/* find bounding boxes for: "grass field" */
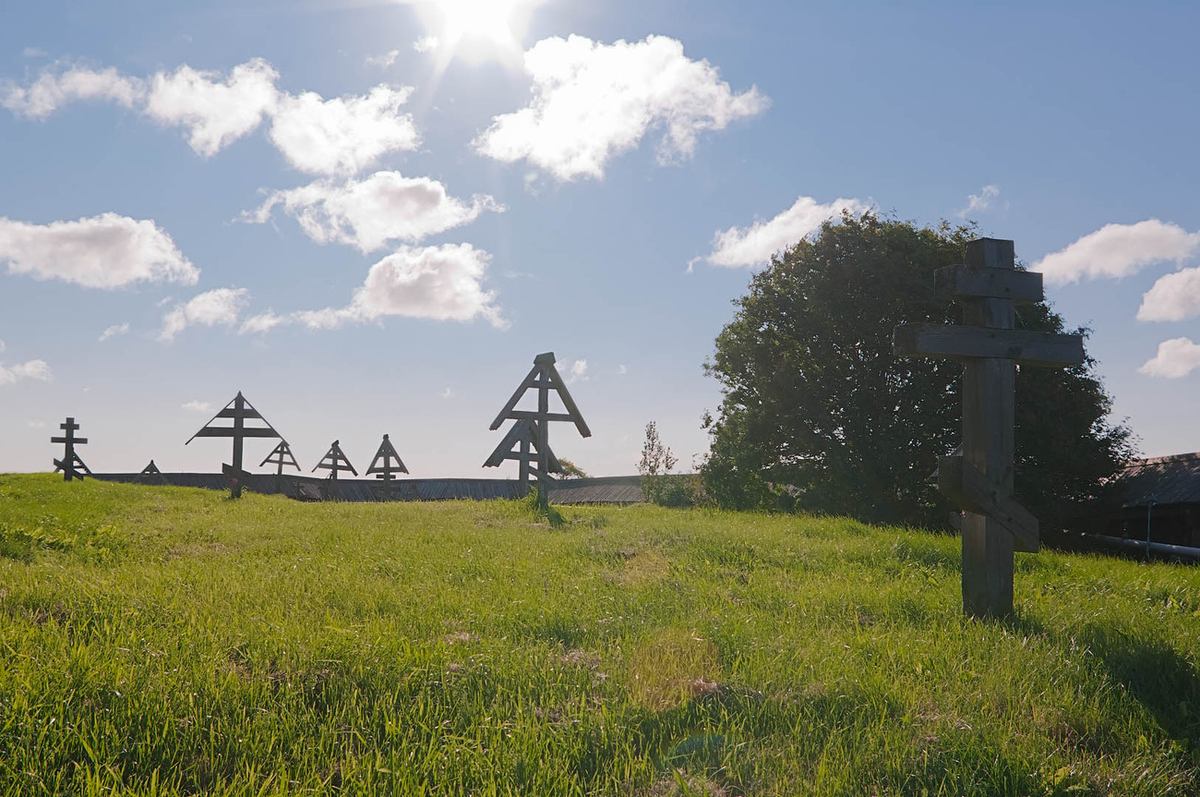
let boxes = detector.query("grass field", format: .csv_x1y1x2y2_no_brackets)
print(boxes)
1,474,1199,795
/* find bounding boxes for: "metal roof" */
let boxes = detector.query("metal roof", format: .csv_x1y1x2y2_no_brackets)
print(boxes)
1116,453,1200,507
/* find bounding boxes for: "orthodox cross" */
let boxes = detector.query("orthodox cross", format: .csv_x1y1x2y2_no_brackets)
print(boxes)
260,441,301,477
186,391,282,498
894,238,1084,619
313,440,357,480
51,417,90,481
366,434,409,482
484,352,590,498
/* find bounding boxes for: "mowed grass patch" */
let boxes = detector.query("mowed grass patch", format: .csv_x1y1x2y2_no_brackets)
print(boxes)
0,474,1198,795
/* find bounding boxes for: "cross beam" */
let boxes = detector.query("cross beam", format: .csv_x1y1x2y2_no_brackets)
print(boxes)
894,238,1084,619
366,434,409,481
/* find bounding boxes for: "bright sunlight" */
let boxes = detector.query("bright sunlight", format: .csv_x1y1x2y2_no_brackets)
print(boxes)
413,0,543,64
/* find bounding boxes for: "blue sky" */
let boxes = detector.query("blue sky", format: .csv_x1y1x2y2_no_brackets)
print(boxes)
2,1,1199,478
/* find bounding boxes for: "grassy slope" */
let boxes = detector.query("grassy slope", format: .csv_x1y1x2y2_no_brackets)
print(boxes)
1,475,1198,796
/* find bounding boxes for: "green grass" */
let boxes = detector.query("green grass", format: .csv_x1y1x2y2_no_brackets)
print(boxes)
1,474,1198,796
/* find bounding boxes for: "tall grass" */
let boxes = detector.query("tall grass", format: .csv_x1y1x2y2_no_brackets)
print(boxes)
1,474,1197,795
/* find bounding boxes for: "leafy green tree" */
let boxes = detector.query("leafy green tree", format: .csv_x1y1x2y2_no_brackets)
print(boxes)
557,458,590,479
637,421,678,505
702,214,1134,529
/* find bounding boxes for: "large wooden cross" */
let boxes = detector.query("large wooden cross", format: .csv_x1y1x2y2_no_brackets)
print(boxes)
366,434,408,482
187,392,282,498
484,352,590,498
51,417,90,482
894,238,1084,619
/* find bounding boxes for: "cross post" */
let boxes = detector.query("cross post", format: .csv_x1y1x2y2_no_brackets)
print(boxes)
894,238,1085,619
51,416,90,481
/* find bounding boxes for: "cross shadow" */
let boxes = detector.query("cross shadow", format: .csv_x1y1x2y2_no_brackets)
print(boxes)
1082,624,1200,744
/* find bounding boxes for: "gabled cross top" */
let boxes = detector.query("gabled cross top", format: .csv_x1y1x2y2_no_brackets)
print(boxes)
313,440,357,480
260,440,301,476
484,352,590,497
187,391,283,498
366,434,409,482
51,416,90,482
894,238,1085,619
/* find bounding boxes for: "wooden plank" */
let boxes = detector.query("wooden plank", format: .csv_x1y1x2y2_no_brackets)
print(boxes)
935,265,1043,303
893,324,1084,367
483,419,536,468
50,436,87,445
541,361,592,437
938,455,1039,553
190,427,280,438
215,407,264,420
489,365,541,430
505,410,578,423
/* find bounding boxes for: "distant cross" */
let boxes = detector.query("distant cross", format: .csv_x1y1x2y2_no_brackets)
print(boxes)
51,417,90,482
366,434,409,482
186,391,283,498
260,441,301,477
894,238,1085,618
313,440,357,480
484,352,590,499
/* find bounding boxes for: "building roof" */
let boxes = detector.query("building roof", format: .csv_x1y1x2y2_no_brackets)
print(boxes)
1117,453,1200,507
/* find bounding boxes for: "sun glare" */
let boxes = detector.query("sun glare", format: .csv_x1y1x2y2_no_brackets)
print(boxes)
415,0,540,65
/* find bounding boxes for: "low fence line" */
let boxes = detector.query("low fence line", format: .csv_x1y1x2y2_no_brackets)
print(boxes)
88,472,646,504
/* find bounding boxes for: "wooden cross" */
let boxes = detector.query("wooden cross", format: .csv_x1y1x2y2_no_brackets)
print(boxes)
313,440,357,480
138,459,166,485
187,392,282,498
894,238,1084,619
366,434,409,482
51,417,90,481
260,441,301,476
484,352,590,498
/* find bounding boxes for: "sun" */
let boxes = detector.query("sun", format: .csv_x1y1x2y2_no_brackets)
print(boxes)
414,0,542,65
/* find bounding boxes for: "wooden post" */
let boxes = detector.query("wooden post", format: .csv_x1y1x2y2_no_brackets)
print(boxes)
894,238,1084,619
231,393,246,498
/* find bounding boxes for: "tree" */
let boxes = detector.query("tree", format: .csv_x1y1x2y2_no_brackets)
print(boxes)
637,421,678,505
702,214,1134,529
557,458,590,479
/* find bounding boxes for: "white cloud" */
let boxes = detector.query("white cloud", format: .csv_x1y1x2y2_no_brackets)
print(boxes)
618,364,627,376
700,196,872,269
98,322,130,342
0,359,52,386
957,184,1000,218
441,386,454,399
268,85,419,176
414,35,440,53
1,65,146,119
26,420,46,428
1139,337,1200,378
0,339,5,352
1036,220,1200,286
366,50,402,68
569,359,588,383
239,243,506,333
181,400,213,412
246,171,502,252
0,213,198,289
1137,267,1200,322
159,287,249,342
145,58,279,157
22,48,48,59
475,34,768,181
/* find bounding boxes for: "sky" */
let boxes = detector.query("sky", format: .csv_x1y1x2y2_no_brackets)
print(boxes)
3,1,1200,479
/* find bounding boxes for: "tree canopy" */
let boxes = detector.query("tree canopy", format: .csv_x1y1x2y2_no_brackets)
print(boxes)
702,214,1134,529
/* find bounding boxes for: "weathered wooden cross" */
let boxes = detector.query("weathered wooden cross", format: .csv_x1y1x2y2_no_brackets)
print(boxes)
484,352,590,498
894,238,1084,619
138,459,166,485
366,434,408,482
52,417,90,481
313,440,357,480
187,392,283,498
260,441,300,477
